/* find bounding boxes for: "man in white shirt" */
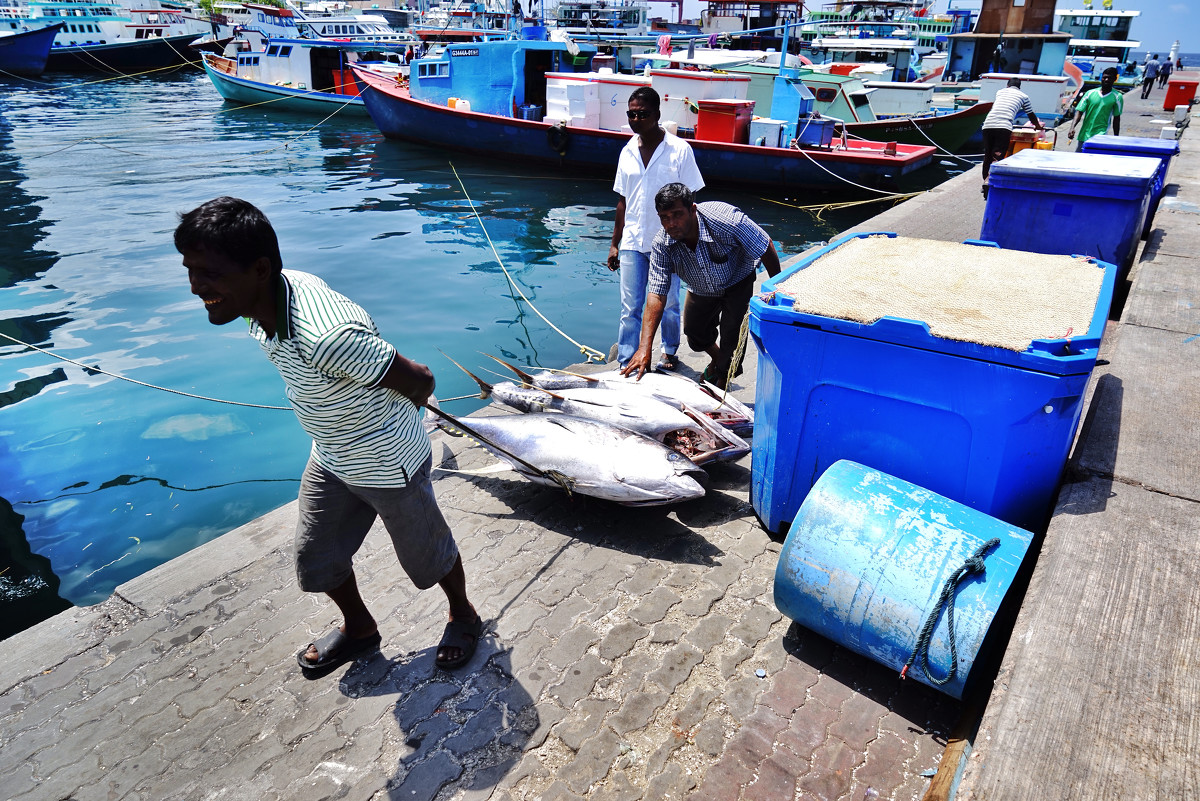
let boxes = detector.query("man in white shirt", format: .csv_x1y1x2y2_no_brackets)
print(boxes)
607,87,704,370
980,77,1042,195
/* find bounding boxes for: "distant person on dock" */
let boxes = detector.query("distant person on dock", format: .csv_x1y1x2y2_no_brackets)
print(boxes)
622,183,781,390
980,77,1043,194
174,197,482,676
1140,54,1161,99
1069,66,1123,151
608,86,705,371
1158,58,1173,89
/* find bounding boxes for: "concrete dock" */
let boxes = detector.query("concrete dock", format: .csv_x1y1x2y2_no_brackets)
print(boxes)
1,85,1195,800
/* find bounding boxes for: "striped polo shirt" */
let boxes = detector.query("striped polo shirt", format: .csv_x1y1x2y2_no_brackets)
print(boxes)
982,87,1035,132
249,270,430,488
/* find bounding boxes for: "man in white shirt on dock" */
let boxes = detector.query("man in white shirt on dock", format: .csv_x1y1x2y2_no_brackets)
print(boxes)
979,77,1043,197
608,87,705,371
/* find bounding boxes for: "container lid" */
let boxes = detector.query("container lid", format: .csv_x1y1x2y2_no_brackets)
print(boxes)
990,149,1159,186
752,233,1116,375
1082,134,1180,157
697,98,755,108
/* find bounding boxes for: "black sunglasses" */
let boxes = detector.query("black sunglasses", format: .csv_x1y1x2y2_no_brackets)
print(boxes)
626,109,654,120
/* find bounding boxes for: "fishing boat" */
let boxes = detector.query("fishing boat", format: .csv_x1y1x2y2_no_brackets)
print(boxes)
201,27,407,114
1057,5,1143,90
351,36,936,194
0,19,61,75
26,0,203,71
408,0,518,43
636,52,990,153
553,0,651,38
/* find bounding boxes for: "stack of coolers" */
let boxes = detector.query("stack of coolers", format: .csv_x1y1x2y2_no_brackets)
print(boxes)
752,232,1117,697
544,71,650,131
543,75,600,129
982,148,1162,276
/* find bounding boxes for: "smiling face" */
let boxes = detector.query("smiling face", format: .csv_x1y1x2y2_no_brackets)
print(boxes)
183,248,272,327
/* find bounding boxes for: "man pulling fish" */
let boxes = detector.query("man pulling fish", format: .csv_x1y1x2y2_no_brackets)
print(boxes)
174,197,482,675
622,183,781,390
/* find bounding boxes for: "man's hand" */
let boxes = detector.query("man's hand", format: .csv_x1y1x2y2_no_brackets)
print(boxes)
607,244,620,271
621,347,652,381
1067,127,1076,140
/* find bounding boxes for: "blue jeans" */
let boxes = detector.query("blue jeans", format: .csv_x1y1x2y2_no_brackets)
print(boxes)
617,249,680,366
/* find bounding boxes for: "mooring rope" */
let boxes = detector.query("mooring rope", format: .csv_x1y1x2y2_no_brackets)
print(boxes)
448,162,606,363
901,537,1001,686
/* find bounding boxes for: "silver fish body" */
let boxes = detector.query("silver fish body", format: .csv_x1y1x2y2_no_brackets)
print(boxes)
439,412,708,506
521,369,755,438
487,382,749,464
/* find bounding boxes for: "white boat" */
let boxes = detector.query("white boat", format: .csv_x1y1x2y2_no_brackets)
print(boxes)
201,27,406,114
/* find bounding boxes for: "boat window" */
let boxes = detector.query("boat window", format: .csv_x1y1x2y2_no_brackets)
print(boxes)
279,46,292,56
852,93,871,108
815,88,837,102
267,45,279,55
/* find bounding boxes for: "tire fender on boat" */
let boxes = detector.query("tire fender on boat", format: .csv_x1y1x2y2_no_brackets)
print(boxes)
547,123,569,156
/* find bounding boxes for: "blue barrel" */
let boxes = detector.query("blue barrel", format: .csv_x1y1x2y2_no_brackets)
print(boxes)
773,460,1034,699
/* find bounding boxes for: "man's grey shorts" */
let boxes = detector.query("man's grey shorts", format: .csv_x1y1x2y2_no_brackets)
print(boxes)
294,454,458,593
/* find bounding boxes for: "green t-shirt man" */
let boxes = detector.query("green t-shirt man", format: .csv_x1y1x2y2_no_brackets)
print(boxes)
1068,69,1123,150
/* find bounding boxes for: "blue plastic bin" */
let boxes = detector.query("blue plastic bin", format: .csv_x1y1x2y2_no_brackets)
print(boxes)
749,232,1116,535
1081,135,1180,239
981,149,1158,274
774,460,1034,699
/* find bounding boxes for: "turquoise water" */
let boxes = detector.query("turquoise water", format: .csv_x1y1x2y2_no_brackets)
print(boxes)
0,69,957,636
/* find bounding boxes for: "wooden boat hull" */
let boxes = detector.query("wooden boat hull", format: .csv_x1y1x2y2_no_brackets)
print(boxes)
45,32,202,72
352,66,936,193
842,101,993,153
201,53,370,116
0,23,63,77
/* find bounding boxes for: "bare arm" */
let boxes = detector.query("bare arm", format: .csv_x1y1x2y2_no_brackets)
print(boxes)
607,196,626,271
760,241,782,278
375,352,436,407
621,292,666,380
1111,114,1120,136
1027,112,1043,131
1067,109,1083,139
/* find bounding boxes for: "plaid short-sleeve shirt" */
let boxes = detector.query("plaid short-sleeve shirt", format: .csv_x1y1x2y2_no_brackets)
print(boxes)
647,202,771,298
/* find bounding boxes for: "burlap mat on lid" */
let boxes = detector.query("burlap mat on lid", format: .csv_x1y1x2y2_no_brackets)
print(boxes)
774,235,1104,352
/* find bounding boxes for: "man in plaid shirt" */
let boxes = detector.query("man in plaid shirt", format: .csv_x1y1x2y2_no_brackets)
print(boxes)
622,183,781,389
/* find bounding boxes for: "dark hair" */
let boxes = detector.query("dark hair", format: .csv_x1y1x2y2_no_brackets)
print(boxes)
1102,66,1119,78
1006,77,1021,88
174,196,282,275
654,182,694,212
628,86,661,114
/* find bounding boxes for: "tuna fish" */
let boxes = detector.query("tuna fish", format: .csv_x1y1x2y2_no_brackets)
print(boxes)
485,356,755,437
436,411,708,506
445,356,749,464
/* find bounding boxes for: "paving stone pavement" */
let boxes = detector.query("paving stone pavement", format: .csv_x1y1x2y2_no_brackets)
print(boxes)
0,304,960,801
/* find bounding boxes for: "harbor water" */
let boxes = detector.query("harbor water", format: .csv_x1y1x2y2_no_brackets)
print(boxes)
0,69,959,638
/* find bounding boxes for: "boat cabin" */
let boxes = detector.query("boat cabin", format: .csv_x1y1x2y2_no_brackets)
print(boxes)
554,0,649,37
409,38,597,117
1057,7,1140,62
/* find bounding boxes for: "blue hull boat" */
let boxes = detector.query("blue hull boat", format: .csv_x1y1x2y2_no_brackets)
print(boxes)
353,64,936,193
0,23,64,77
45,32,202,72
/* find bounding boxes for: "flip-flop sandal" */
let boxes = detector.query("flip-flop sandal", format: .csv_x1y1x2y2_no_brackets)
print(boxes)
656,354,680,371
296,629,382,672
435,616,483,670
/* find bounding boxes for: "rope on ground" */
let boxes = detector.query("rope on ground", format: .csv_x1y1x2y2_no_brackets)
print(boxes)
901,537,1001,686
759,191,924,220
449,161,607,364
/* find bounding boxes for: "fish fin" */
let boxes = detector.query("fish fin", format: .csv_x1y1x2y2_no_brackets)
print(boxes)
439,350,492,399
481,353,538,385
